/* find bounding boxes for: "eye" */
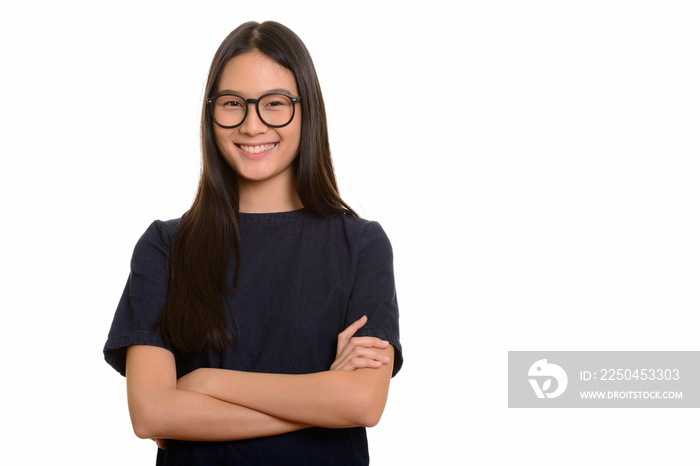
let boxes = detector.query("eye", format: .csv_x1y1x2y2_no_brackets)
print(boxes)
267,99,285,107
222,100,243,107
215,95,245,109
261,94,292,110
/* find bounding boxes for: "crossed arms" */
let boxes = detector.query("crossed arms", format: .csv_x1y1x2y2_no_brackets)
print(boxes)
126,316,394,443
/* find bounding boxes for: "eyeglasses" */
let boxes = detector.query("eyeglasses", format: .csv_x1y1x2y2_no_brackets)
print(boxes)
207,93,301,128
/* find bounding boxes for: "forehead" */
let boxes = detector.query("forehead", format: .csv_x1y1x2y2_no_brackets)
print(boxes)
216,52,298,96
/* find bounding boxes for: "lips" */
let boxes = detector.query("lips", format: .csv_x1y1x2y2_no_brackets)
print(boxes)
237,143,279,154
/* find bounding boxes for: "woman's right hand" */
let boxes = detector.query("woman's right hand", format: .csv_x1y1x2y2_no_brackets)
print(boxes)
330,315,391,371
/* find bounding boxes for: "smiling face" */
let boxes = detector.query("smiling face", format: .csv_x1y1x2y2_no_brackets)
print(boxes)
213,52,302,190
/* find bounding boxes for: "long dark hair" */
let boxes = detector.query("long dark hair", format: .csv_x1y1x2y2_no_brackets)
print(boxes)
154,21,357,354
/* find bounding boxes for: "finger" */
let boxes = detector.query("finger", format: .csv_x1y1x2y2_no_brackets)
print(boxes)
352,347,391,364
338,315,368,341
347,336,390,349
335,315,368,356
335,337,390,362
332,347,391,371
334,354,387,371
349,357,385,370
335,336,389,362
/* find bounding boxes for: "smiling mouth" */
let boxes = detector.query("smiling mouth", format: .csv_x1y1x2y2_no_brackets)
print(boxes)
237,143,279,154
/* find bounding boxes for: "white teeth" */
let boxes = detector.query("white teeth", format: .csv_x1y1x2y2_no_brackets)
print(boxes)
239,143,277,154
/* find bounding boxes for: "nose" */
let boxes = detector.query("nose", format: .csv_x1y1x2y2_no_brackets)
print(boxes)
238,102,268,136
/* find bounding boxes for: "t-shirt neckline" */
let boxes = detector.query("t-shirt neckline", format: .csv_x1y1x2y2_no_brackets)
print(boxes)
238,208,308,224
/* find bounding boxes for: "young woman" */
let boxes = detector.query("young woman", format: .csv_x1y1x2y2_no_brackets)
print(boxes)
104,21,402,465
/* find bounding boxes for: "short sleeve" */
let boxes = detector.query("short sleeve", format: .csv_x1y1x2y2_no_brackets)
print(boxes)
103,220,176,376
346,221,403,377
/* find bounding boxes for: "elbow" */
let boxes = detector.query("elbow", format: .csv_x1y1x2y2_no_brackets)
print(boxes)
357,411,383,428
335,367,392,428
132,422,153,440
350,386,388,428
130,410,155,439
129,399,166,440
359,401,387,428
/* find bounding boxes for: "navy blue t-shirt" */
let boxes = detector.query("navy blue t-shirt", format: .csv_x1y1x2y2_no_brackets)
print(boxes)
104,209,402,465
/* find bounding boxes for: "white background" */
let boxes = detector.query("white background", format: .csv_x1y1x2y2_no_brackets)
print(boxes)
2,1,699,464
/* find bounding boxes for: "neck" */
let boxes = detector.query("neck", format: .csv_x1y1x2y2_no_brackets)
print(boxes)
238,175,303,214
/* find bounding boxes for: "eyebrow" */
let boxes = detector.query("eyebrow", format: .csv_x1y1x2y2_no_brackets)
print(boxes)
216,88,295,96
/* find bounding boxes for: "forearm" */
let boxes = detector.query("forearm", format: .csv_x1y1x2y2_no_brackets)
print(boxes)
203,371,385,428
129,386,309,441
179,347,394,429
126,345,309,442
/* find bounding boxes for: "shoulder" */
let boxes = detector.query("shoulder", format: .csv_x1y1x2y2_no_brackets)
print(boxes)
131,217,183,264
143,217,181,241
137,217,181,246
322,213,394,261
341,215,392,250
303,211,391,247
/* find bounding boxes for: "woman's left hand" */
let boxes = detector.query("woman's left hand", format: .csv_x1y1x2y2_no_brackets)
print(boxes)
330,315,391,371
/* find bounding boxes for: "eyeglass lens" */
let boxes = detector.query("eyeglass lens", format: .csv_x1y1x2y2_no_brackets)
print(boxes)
212,94,295,128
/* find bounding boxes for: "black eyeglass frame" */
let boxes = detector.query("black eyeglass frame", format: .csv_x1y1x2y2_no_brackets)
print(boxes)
207,92,302,129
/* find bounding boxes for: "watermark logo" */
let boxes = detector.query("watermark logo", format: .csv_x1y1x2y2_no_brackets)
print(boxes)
528,359,568,399
509,352,697,408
